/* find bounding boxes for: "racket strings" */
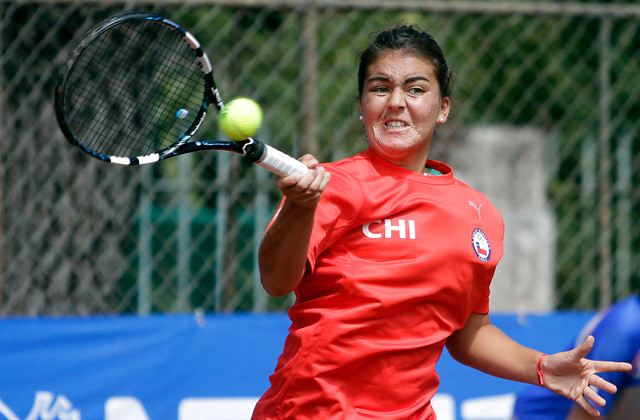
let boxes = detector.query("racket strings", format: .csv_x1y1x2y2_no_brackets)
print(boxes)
62,19,205,158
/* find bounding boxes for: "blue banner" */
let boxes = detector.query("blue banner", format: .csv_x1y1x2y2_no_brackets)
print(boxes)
0,312,593,420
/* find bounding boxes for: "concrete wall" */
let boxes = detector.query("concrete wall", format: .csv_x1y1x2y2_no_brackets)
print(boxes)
441,126,556,312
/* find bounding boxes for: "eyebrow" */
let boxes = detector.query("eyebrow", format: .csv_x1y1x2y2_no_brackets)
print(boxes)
366,75,430,84
406,76,429,83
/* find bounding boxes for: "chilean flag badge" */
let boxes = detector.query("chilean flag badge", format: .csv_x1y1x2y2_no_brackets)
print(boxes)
471,228,491,262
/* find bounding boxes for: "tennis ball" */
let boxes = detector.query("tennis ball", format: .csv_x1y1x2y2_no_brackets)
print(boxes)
219,97,263,140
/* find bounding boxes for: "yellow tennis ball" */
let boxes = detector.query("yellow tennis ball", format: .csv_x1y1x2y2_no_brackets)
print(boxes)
219,98,263,140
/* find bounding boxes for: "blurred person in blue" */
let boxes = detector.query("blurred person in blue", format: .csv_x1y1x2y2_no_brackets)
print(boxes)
513,293,640,419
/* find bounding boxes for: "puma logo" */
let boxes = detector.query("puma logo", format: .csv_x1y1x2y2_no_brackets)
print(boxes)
469,201,482,220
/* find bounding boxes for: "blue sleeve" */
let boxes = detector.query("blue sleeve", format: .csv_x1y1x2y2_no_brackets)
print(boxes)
514,295,640,419
512,384,572,420
579,296,640,414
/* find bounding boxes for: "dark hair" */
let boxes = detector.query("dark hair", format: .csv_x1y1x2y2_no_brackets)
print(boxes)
357,25,453,99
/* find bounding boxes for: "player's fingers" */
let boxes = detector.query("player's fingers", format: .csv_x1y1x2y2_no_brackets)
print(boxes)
308,166,330,191
574,395,601,417
583,385,606,407
276,154,321,189
593,360,632,374
278,167,328,207
276,173,305,189
276,167,318,190
293,166,326,192
571,335,595,360
318,170,331,191
299,154,320,169
589,374,618,394
299,168,329,203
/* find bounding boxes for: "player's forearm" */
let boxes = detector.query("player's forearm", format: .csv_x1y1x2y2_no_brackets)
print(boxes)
468,326,541,384
258,199,315,296
446,314,542,385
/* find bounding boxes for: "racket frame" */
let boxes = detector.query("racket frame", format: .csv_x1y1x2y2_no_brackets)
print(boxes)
54,12,308,176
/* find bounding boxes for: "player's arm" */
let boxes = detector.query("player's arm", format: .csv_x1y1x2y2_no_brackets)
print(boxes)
446,313,542,385
566,405,604,420
446,313,632,417
258,154,330,296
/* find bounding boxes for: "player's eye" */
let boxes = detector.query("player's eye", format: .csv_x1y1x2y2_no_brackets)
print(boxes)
369,85,390,94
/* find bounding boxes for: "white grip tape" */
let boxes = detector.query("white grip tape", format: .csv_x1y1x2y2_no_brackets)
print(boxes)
257,145,309,176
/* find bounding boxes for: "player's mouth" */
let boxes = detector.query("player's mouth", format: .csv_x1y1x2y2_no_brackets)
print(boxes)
385,120,407,129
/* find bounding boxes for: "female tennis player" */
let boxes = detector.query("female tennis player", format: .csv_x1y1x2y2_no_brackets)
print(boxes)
252,25,632,419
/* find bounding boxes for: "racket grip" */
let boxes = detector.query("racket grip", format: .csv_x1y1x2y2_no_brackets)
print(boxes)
256,144,309,176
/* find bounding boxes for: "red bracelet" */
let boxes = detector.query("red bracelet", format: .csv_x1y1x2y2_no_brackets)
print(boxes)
537,353,546,386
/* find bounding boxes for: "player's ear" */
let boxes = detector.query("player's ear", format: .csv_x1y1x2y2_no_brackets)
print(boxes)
438,97,450,123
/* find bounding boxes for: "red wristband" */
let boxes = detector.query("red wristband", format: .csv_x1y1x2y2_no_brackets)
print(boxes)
537,353,546,386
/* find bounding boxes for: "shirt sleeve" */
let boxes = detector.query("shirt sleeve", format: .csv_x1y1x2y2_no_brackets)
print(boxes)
304,167,363,275
575,297,640,414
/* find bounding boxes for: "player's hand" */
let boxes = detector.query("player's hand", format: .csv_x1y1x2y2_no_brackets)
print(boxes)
540,335,632,417
276,154,330,209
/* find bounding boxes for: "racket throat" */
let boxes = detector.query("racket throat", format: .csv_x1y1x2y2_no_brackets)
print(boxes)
241,138,266,162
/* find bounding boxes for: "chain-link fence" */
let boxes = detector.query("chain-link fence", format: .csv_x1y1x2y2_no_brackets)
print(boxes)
1,0,639,315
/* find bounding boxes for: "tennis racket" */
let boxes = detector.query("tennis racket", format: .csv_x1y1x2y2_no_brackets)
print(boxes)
54,11,308,176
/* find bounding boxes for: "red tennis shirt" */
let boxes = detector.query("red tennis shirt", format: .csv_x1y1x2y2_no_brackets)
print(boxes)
252,149,504,419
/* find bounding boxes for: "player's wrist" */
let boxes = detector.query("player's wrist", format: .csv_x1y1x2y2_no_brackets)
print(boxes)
537,353,547,386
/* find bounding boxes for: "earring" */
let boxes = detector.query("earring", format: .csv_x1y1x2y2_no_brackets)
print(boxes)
438,117,445,123
359,115,364,122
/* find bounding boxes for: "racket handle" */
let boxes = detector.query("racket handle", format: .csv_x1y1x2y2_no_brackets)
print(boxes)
255,144,309,176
